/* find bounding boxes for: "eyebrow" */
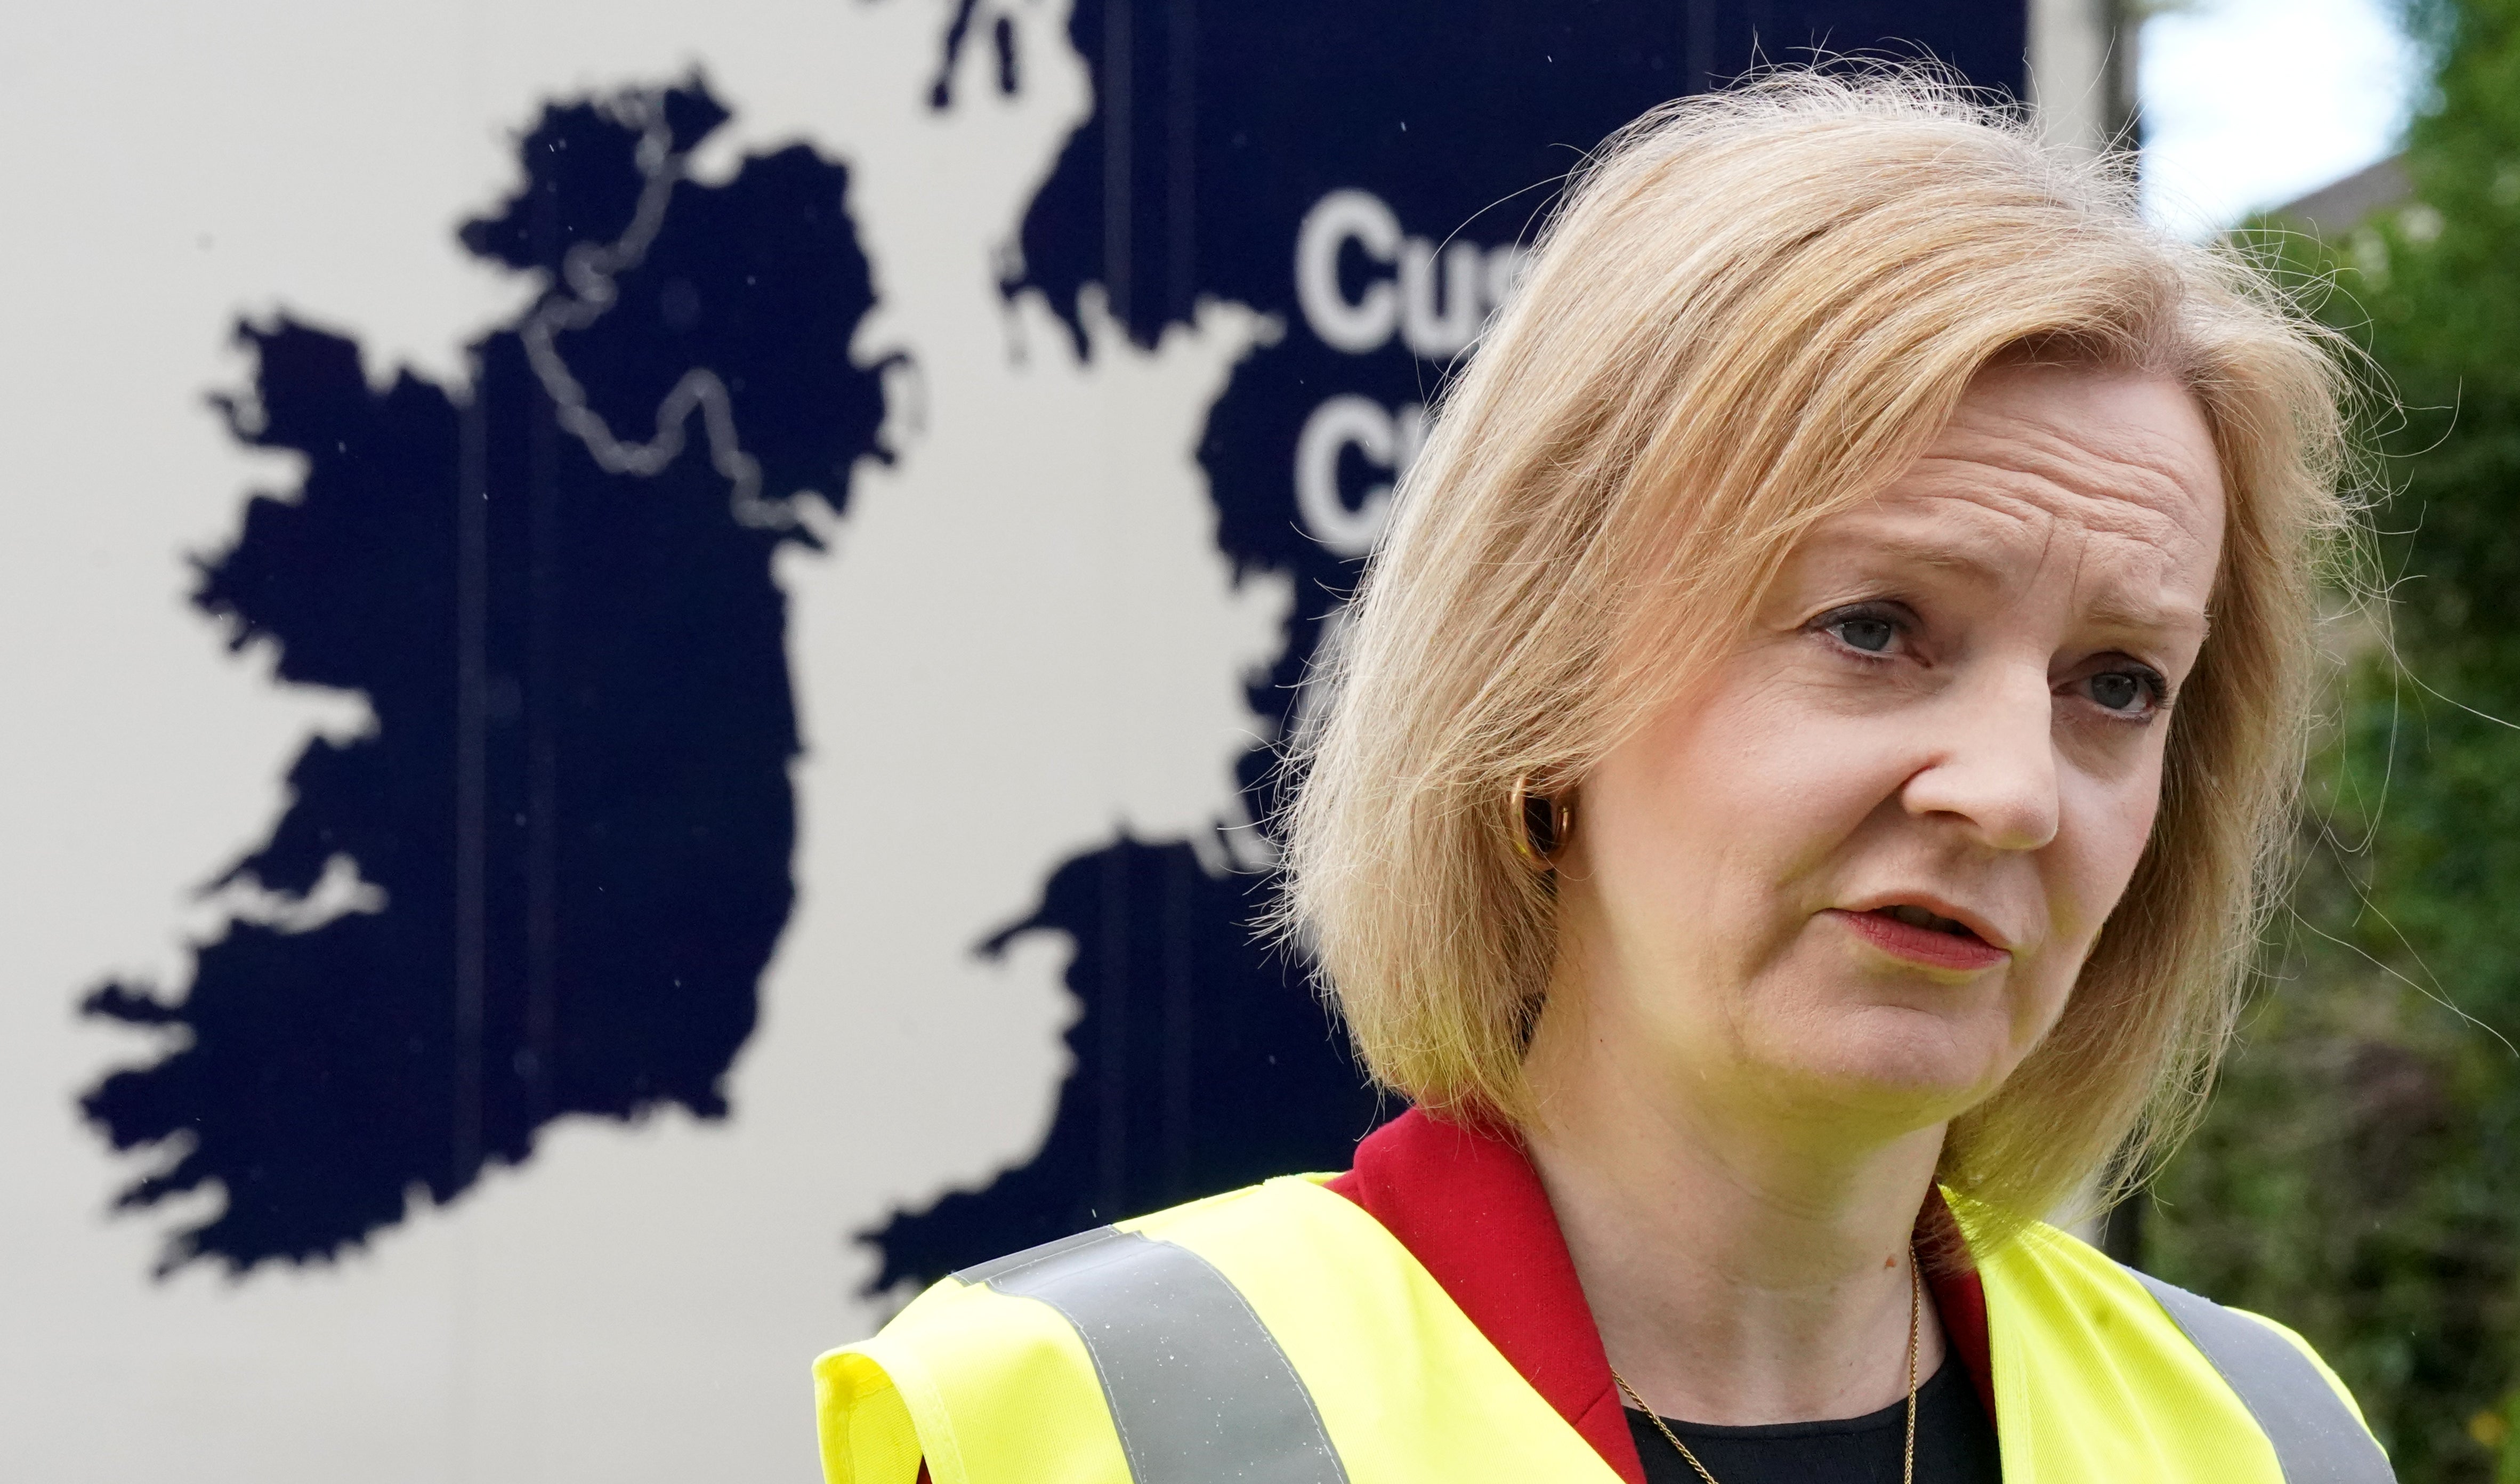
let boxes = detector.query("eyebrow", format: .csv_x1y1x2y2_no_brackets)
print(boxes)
2079,586,2208,639
1851,531,2012,585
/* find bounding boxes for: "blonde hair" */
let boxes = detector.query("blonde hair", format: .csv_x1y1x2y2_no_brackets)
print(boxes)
1276,68,2361,1233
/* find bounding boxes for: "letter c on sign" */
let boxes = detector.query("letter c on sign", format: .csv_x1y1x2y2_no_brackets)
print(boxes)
1296,190,1401,353
1296,396,1396,557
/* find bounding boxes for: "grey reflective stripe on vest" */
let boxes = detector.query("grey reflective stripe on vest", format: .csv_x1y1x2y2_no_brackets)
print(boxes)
2129,1269,2395,1483
955,1227,1350,1484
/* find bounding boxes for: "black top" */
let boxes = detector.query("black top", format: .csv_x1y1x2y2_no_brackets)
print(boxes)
1626,1356,2002,1483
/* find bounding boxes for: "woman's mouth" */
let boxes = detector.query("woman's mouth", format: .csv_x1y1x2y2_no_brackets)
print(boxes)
1830,905,2011,972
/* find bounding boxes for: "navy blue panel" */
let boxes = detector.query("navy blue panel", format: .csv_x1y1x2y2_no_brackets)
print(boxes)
79,77,889,1272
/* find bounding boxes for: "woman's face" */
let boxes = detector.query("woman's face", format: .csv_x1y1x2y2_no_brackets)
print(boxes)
1551,362,2226,1131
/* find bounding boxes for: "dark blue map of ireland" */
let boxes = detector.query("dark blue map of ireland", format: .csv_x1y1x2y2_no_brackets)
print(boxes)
81,81,890,1270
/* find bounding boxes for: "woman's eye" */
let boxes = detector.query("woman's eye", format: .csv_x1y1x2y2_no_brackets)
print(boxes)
1831,615,1896,653
2084,667,2164,715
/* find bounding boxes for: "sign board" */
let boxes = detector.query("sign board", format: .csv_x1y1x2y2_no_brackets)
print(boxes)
0,3,2023,1477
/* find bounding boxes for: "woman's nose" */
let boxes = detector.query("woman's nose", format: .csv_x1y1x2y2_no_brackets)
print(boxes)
1897,664,2061,852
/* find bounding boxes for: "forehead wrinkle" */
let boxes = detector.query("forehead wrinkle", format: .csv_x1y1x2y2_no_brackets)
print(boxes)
1924,409,2219,543
1903,449,2203,550
2050,527,2207,640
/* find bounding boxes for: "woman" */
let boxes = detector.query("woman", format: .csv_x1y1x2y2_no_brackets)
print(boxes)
817,71,2386,1483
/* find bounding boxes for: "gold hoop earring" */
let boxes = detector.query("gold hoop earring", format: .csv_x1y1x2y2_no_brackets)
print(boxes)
1508,776,1576,870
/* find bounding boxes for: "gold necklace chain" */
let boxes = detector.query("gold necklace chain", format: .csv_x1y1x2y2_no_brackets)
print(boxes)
1609,1247,1921,1484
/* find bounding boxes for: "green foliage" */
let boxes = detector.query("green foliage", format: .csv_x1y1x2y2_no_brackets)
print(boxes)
2143,2,2520,1478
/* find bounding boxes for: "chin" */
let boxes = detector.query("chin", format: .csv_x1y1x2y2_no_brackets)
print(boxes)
1755,1010,2015,1125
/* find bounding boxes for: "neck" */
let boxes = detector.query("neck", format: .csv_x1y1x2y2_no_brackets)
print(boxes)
1521,990,1949,1426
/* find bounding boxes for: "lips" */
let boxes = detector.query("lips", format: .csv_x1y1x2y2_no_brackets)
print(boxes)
1830,905,2011,972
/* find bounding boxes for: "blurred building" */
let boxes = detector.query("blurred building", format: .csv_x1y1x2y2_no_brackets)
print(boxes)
2274,154,2414,233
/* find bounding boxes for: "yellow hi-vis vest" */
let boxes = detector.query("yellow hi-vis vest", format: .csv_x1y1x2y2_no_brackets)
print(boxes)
815,1175,2390,1484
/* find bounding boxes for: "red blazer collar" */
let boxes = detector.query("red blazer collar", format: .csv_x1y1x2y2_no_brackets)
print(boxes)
1326,1108,1994,1484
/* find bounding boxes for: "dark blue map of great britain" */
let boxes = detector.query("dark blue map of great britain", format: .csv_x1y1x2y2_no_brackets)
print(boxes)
79,1,2018,1280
